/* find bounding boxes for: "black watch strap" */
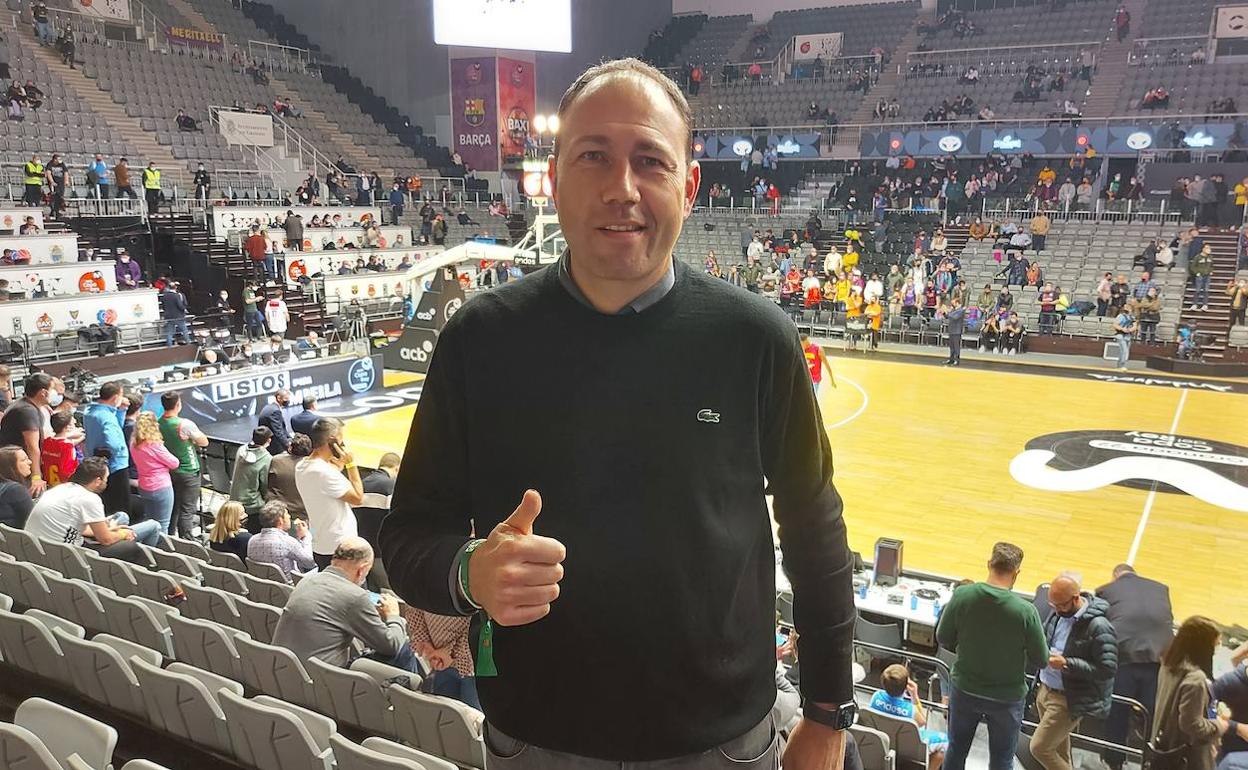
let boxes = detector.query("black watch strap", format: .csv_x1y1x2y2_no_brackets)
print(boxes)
803,700,857,730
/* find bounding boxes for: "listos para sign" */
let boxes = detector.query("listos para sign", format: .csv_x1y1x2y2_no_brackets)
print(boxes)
1010,430,1248,512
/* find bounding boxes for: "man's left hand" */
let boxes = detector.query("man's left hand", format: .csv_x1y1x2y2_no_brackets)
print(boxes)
783,717,846,770
1049,654,1067,669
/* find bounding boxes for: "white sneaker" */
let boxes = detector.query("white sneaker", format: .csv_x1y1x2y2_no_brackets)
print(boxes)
1009,349,1017,355
1189,304,1199,311
1202,305,1211,312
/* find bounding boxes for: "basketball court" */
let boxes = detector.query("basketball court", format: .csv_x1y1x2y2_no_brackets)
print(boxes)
326,352,1248,624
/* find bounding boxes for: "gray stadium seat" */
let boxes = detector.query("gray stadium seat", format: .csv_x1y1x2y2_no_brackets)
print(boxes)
131,657,237,754
0,558,53,609
206,548,246,571
44,575,110,633
24,608,86,641
0,609,75,687
150,549,203,579
240,572,293,607
91,557,138,597
0,722,64,770
181,583,241,628
389,686,486,769
858,709,929,770
233,595,282,644
121,761,176,770
55,629,148,717
332,734,457,770
200,562,249,595
130,569,181,605
236,636,317,708
165,535,212,562
168,614,247,681
39,540,93,582
247,560,290,584
359,737,457,770
850,724,896,770
219,689,335,770
306,656,398,738
97,592,175,659
14,697,117,770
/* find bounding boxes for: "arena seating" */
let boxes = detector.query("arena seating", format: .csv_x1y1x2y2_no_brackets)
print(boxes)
692,76,872,128
0,525,485,769
1116,61,1238,114
1138,0,1216,38
643,13,707,67
917,0,1114,50
757,2,921,60
669,14,753,71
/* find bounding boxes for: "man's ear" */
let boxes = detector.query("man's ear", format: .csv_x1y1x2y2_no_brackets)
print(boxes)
547,154,558,206
683,160,701,219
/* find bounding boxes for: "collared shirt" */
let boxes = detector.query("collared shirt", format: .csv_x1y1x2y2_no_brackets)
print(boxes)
556,251,675,315
246,526,316,580
1041,598,1090,690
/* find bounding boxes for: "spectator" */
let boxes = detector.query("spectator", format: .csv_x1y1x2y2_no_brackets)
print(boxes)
41,410,81,488
432,213,448,245
456,208,478,226
230,426,272,529
192,162,210,202
408,608,480,709
981,313,1001,352
870,664,948,770
1030,212,1051,251
244,225,271,281
1002,312,1026,354
175,109,200,131
1228,278,1248,327
1113,304,1138,371
21,153,43,207
282,211,303,253
32,1,53,45
1133,271,1157,301
1096,272,1113,317
1135,288,1162,344
157,391,207,538
159,281,189,346
258,389,293,456
1213,642,1248,769
109,157,134,200
1038,283,1060,334
937,542,1047,770
242,281,266,339
1032,572,1118,770
0,372,54,497
0,366,10,411
205,500,250,562
1097,564,1175,770
290,397,320,438
388,183,405,226
246,499,312,577
295,418,364,570
1110,274,1131,315
206,289,235,330
24,457,160,560
0,446,35,527
141,161,162,213
43,153,67,217
265,433,311,524
1115,4,1130,40
1191,245,1214,311
130,410,178,535
82,382,131,518
1153,617,1237,770
272,537,422,673
115,251,141,289
264,289,290,338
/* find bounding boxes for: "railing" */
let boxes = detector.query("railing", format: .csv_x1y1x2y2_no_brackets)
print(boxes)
42,5,116,43
903,41,1099,77
246,39,324,74
1127,36,1210,66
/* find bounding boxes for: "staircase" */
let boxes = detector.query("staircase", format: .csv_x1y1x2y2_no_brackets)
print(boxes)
149,213,325,332
1179,228,1239,360
831,21,929,159
265,74,394,179
15,26,180,174
159,0,218,37
1079,0,1145,118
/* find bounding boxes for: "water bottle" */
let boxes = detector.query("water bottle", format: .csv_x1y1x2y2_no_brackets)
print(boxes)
933,599,942,618
859,583,869,600
910,594,919,611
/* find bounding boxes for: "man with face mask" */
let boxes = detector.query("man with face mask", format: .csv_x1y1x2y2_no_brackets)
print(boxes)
272,536,422,673
113,157,135,200
193,163,211,202
22,154,43,207
115,249,141,289
1032,573,1117,770
208,288,235,329
142,161,162,213
257,388,293,456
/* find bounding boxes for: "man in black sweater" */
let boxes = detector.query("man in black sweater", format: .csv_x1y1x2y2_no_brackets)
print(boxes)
381,58,855,769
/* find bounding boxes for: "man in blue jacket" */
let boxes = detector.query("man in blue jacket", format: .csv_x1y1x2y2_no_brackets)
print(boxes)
83,381,131,517
257,389,293,456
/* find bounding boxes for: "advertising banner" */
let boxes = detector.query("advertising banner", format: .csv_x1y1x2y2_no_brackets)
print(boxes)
0,233,79,265
450,56,500,173
211,206,379,240
0,261,117,298
792,32,844,60
1216,6,1248,38
144,354,384,424
299,226,412,251
284,246,444,287
218,110,275,147
0,288,158,337
692,132,824,160
77,0,131,23
496,56,536,166
0,209,43,235
166,26,224,51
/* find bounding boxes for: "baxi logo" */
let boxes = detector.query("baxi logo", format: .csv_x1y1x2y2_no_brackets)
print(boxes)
1010,430,1248,512
347,357,376,394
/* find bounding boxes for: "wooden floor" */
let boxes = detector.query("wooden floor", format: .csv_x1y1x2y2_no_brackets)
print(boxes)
342,357,1248,624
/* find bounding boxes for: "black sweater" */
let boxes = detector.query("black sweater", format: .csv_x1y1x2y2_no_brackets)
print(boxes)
381,260,854,761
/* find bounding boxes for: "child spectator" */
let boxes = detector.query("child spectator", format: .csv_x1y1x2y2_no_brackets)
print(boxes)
871,664,949,770
41,410,82,486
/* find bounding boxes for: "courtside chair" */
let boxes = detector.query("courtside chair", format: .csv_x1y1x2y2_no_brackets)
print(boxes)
14,697,117,770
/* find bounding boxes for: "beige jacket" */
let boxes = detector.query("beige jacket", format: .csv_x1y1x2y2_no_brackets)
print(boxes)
1153,662,1220,770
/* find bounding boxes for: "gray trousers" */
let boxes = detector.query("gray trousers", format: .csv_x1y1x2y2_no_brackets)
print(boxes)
484,716,778,769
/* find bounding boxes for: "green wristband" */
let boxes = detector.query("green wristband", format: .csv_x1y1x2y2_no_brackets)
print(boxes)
459,539,486,610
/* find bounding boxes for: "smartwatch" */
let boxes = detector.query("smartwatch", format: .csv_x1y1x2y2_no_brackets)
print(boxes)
803,700,858,730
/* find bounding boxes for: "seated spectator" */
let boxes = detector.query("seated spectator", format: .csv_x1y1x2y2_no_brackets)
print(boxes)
0,445,35,528
209,500,252,563
175,109,200,132
1048,72,1066,92
1191,47,1207,64
978,105,996,121
21,80,43,109
271,537,423,674
959,66,979,84
1061,99,1082,118
1142,87,1170,109
23,457,160,562
246,499,313,577
1002,312,1026,353
1209,96,1237,114
871,664,948,770
748,61,762,81
981,312,1001,352
273,97,302,118
18,216,40,236
456,208,478,226
407,607,481,710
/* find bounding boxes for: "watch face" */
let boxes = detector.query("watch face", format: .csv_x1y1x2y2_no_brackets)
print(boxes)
836,702,859,730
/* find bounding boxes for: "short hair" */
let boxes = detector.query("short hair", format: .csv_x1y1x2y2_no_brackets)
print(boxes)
125,392,143,416
302,396,317,410
332,538,374,564
50,411,74,435
989,542,1024,574
378,452,401,470
98,381,122,400
881,664,911,698
70,456,110,486
259,500,288,528
251,426,273,445
160,391,181,411
288,433,313,457
554,58,692,162
1112,563,1135,578
308,417,342,449
23,372,52,398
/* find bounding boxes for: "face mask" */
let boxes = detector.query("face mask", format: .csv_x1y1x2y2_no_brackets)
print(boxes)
48,392,63,407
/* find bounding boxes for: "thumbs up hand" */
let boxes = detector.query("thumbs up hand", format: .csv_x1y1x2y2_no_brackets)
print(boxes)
466,490,566,626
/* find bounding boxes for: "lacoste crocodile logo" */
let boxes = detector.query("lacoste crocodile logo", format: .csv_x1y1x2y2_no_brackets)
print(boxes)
697,409,720,424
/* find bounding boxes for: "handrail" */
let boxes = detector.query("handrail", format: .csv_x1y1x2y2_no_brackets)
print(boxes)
246,39,325,74
907,40,1100,61
1127,35,1210,65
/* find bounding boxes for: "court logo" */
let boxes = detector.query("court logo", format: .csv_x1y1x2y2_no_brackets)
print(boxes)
1010,430,1248,512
